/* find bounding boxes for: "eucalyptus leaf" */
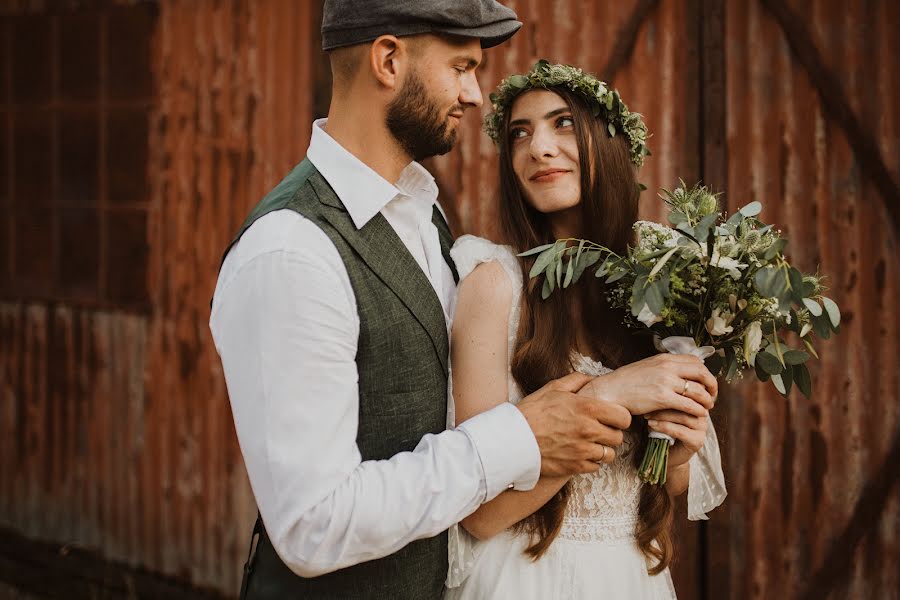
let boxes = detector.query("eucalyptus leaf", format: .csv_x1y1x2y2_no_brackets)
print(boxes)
630,291,646,317
726,212,744,228
756,351,784,375
519,242,555,257
695,213,719,242
649,247,679,279
668,211,687,226
739,201,762,217
788,268,805,304
822,297,841,328
802,338,819,359
541,276,552,299
529,247,557,278
574,250,602,282
608,123,616,137
781,365,794,395
802,298,823,316
812,312,832,339
764,238,788,260
547,260,557,293
563,256,575,287
645,281,664,315
606,270,626,283
794,363,812,398
755,356,771,382
555,256,563,288
772,373,786,395
754,267,782,298
725,346,738,382
783,350,810,365
509,74,529,88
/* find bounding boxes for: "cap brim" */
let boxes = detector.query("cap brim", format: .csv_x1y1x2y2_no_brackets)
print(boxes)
435,19,522,49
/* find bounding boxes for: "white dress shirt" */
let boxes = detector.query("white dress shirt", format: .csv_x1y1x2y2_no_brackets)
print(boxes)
210,119,541,578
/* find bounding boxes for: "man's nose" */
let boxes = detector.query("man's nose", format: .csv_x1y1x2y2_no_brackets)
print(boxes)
460,72,483,109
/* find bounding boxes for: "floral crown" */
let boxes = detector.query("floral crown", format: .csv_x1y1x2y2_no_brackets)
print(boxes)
483,60,651,167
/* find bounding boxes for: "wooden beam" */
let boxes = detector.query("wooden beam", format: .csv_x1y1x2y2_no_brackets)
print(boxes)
602,0,661,83
759,0,900,233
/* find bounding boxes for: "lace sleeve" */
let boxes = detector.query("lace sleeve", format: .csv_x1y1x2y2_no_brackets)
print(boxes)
687,414,727,520
446,235,523,588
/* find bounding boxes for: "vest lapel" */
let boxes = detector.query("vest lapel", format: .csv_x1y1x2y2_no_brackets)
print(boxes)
431,206,459,284
309,173,450,374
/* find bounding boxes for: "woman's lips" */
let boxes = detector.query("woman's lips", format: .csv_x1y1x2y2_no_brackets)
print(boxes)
530,169,570,183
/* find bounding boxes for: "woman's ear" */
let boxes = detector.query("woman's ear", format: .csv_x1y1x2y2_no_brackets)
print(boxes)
369,35,403,90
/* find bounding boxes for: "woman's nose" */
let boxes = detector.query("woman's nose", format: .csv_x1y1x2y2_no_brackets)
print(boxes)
529,129,559,160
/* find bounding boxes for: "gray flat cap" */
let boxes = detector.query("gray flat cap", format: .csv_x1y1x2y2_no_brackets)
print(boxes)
322,0,522,51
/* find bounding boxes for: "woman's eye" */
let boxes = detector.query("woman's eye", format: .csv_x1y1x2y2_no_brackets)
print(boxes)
557,116,574,128
509,128,528,140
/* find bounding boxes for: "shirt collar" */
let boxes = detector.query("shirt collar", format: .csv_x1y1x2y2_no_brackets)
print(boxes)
306,118,438,229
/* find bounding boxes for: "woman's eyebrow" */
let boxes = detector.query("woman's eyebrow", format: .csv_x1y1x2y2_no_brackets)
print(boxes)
509,107,570,128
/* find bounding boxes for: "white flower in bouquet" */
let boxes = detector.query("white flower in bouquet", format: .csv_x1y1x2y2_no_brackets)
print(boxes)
743,320,763,365
706,308,735,336
637,303,664,327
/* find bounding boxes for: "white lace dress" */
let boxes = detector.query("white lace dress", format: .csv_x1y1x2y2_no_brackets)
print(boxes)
444,236,727,600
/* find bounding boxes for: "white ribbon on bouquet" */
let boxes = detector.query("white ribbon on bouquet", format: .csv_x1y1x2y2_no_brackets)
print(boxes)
650,336,717,446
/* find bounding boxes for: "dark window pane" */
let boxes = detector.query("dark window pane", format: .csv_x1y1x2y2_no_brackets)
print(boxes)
56,207,99,299
105,209,148,306
60,12,100,102
107,4,156,101
12,16,51,105
60,110,99,205
14,206,53,298
13,110,53,209
107,109,147,205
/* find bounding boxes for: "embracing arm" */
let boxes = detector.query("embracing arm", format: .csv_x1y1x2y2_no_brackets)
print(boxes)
451,260,569,540
210,214,542,576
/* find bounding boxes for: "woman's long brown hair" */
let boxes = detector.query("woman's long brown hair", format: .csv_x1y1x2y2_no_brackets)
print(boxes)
498,87,674,574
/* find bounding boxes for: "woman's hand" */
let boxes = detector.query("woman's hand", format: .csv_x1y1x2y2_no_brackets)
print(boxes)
646,409,709,468
578,354,717,417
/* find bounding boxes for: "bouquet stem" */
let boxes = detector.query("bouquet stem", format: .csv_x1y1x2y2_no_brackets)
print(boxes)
638,434,672,485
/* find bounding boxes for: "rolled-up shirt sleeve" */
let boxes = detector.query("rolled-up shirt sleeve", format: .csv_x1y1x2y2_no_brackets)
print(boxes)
210,211,540,578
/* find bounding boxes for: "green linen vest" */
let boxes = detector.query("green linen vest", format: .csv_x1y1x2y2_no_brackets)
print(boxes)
223,159,456,599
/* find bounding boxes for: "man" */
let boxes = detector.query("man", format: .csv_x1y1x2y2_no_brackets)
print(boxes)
210,2,631,598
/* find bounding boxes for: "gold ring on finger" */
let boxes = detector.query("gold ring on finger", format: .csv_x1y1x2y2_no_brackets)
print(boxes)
682,380,690,396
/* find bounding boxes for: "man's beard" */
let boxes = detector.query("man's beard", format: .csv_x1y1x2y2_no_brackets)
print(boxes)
386,69,459,162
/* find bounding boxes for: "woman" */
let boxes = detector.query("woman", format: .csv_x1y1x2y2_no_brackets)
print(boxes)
444,62,727,599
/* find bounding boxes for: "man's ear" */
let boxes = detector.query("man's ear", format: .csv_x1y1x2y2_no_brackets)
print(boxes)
369,35,405,90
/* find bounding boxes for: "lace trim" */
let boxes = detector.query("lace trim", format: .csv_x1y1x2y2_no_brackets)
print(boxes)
557,515,638,543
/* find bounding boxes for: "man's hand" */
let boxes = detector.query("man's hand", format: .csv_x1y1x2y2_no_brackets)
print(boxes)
516,372,632,477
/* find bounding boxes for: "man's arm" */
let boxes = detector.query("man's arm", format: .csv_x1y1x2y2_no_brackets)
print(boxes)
210,212,541,577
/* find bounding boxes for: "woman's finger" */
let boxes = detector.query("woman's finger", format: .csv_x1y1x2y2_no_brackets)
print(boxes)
674,361,719,399
663,391,708,418
647,419,705,451
645,410,707,431
680,380,715,409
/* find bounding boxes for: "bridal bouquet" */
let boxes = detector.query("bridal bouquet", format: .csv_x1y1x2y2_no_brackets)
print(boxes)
522,182,841,485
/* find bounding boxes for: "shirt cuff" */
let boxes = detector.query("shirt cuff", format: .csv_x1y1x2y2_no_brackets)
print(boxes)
457,402,541,501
